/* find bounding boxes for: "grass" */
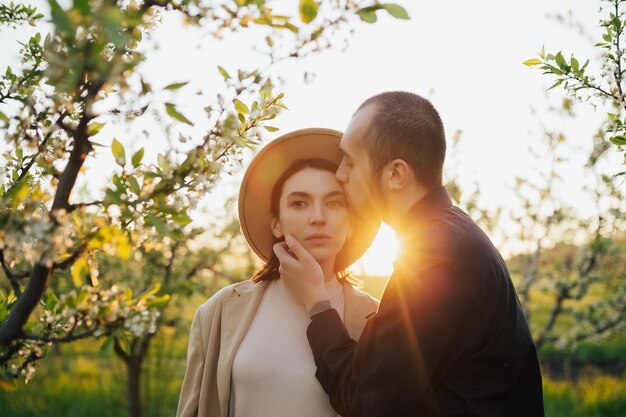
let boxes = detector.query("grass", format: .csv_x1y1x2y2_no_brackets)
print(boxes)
2,278,625,417
543,373,626,417
0,337,185,417
2,345,626,417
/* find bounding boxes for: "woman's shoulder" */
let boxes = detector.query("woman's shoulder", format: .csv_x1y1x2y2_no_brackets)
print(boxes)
196,280,263,314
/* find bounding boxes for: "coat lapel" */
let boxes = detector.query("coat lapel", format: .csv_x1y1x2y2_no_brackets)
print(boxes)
217,280,268,417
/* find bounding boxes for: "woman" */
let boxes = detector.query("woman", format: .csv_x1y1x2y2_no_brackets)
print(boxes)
176,128,380,417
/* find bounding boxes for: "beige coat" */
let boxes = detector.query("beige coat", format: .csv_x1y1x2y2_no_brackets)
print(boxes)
176,279,378,417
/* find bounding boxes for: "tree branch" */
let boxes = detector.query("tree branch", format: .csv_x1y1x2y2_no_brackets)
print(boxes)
536,285,569,349
0,250,23,296
5,110,70,194
0,81,98,346
0,262,51,345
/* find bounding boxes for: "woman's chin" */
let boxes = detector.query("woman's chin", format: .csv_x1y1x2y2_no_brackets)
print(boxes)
306,246,339,266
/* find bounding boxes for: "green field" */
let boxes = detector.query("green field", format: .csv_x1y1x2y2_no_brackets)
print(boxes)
1,276,625,416
1,337,625,417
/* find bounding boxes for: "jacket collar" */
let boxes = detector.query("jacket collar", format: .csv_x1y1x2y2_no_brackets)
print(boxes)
217,280,268,417
215,279,377,417
396,186,452,237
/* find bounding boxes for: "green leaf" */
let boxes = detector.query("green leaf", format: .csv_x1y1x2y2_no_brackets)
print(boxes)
165,103,193,126
381,4,410,20
581,59,589,71
356,7,378,23
128,176,141,195
523,58,542,66
45,292,58,311
49,0,75,37
299,0,319,23
164,81,189,90
555,52,566,69
3,179,29,207
571,57,580,72
87,122,105,137
74,0,91,16
116,335,132,356
264,126,279,132
217,66,231,80
146,213,169,235
141,283,162,300
155,205,179,215
172,213,192,226
540,45,545,59
609,135,626,146
0,303,7,323
100,336,114,355
547,79,564,90
146,294,171,309
111,138,126,167
131,147,144,168
233,98,250,114
71,258,88,287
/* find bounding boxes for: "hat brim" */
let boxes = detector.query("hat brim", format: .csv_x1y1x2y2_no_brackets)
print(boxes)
238,128,380,270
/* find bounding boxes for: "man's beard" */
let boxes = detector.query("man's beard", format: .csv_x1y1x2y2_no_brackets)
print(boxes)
353,170,388,221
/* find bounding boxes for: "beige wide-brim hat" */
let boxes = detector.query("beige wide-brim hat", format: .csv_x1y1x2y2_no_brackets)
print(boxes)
238,127,380,269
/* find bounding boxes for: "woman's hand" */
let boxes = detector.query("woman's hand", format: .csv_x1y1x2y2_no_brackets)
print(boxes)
273,235,330,313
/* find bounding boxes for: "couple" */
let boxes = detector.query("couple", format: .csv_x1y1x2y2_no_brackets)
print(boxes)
177,92,545,417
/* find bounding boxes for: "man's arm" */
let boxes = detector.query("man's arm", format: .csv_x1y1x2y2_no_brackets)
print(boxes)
307,261,476,417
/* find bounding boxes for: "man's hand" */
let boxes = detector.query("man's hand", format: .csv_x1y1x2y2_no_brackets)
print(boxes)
273,235,330,313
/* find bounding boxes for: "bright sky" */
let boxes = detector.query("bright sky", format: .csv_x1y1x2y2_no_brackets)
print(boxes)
1,1,619,276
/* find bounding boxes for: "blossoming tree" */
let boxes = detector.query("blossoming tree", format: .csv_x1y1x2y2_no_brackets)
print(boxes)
0,1,408,402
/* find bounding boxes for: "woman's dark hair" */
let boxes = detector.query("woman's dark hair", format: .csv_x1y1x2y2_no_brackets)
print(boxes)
251,158,360,286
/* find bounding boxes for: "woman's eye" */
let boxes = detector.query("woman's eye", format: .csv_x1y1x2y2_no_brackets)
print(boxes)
289,200,306,208
327,200,346,207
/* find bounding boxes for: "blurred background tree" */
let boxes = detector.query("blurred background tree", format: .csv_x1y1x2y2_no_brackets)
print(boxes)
0,1,407,415
526,0,626,177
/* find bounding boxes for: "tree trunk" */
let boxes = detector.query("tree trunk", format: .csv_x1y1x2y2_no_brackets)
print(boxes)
115,335,154,417
128,356,143,417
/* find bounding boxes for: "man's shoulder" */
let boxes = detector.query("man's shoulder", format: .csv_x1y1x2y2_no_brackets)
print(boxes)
403,205,500,267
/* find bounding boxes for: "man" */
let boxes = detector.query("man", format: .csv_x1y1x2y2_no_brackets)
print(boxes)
274,91,544,417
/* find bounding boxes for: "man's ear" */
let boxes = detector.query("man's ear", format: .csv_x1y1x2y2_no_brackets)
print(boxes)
384,159,412,191
271,215,284,238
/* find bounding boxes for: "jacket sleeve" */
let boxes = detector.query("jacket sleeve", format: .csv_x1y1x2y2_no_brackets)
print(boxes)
176,306,206,417
307,259,476,417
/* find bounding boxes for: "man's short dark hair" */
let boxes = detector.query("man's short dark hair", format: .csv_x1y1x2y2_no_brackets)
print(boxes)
357,91,446,188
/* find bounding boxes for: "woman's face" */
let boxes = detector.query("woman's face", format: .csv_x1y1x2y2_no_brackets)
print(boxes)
271,167,352,266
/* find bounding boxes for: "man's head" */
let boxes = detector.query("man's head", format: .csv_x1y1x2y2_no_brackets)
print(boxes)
335,91,446,223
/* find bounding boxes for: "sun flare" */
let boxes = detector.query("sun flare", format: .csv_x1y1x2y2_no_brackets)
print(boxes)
351,223,399,277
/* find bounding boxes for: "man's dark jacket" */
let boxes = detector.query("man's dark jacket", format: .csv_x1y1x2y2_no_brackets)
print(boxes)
307,187,544,417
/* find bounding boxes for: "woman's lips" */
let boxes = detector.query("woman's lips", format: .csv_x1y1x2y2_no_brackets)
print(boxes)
306,234,332,245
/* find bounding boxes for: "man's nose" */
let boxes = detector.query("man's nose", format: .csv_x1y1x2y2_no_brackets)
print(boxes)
335,165,347,184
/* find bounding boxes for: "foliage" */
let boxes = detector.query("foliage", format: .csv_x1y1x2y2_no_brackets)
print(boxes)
525,0,626,176
506,98,626,350
444,96,625,351
0,0,408,391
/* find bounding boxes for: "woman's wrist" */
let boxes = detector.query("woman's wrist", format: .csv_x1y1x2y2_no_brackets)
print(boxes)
308,299,332,317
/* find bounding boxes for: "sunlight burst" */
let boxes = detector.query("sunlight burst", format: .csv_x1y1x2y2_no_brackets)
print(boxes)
352,223,399,277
